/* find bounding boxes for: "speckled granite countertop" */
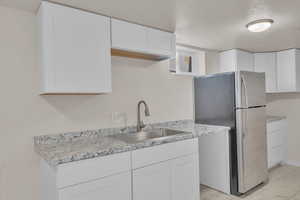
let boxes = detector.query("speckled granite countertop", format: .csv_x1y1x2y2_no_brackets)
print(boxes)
34,120,230,167
267,115,286,123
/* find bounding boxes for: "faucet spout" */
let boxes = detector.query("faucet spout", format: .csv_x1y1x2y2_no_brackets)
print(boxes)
137,100,150,132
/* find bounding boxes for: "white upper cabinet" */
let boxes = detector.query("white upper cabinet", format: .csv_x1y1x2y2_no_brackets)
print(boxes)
220,49,254,72
111,19,148,53
38,2,111,94
146,28,176,57
111,19,175,59
276,49,300,92
254,52,277,93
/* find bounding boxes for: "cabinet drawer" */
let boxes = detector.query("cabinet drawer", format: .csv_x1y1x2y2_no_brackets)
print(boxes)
267,119,286,132
132,138,198,169
57,152,131,188
59,172,131,200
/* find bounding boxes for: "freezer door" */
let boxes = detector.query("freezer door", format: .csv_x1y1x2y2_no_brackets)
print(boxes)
194,72,236,127
236,107,268,194
235,71,266,108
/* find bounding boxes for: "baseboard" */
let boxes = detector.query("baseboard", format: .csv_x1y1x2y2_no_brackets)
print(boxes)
285,160,300,167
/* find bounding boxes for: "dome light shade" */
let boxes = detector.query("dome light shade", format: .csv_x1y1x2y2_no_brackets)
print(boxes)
246,19,274,32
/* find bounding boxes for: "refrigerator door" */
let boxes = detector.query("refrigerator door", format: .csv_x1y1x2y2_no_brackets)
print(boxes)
236,106,268,194
235,71,266,108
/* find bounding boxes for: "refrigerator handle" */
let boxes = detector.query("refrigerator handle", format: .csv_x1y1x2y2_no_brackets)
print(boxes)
241,75,249,190
241,75,249,108
239,105,248,192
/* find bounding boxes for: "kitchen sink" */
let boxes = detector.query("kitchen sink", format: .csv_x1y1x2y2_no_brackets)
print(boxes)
108,128,190,144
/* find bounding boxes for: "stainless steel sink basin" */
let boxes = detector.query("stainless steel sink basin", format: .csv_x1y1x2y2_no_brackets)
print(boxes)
108,129,190,144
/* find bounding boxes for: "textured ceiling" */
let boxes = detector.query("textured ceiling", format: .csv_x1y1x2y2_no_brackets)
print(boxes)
1,0,300,52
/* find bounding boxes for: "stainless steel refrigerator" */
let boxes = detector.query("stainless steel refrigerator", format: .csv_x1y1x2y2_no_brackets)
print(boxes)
194,71,268,195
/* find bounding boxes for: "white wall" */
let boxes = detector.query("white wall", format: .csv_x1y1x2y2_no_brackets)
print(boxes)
0,6,193,200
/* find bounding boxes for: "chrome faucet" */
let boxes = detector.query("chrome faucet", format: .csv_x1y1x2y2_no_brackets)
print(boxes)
137,100,150,132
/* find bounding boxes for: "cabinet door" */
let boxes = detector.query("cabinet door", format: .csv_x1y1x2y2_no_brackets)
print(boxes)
171,155,200,200
111,19,148,53
219,50,237,72
39,2,111,94
59,172,131,200
267,119,287,169
236,50,254,71
254,53,277,93
133,161,172,200
219,49,254,72
268,146,284,169
277,50,296,92
198,131,231,194
147,28,175,57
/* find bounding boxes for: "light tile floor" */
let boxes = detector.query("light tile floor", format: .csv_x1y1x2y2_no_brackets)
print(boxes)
200,165,300,200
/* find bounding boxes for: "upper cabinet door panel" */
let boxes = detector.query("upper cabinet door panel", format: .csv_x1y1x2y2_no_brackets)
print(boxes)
111,19,147,53
254,53,277,93
219,49,254,72
39,2,111,94
147,28,175,57
111,19,175,58
219,50,237,72
236,50,254,71
277,50,296,92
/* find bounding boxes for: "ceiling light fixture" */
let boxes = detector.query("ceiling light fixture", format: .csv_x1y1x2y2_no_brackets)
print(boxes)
246,19,274,32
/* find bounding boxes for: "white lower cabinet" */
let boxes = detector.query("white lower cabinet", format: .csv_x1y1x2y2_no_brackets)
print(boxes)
133,161,172,200
198,130,231,194
267,119,287,169
40,152,132,200
59,172,131,200
133,139,200,200
41,139,200,200
133,154,199,200
171,155,200,200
